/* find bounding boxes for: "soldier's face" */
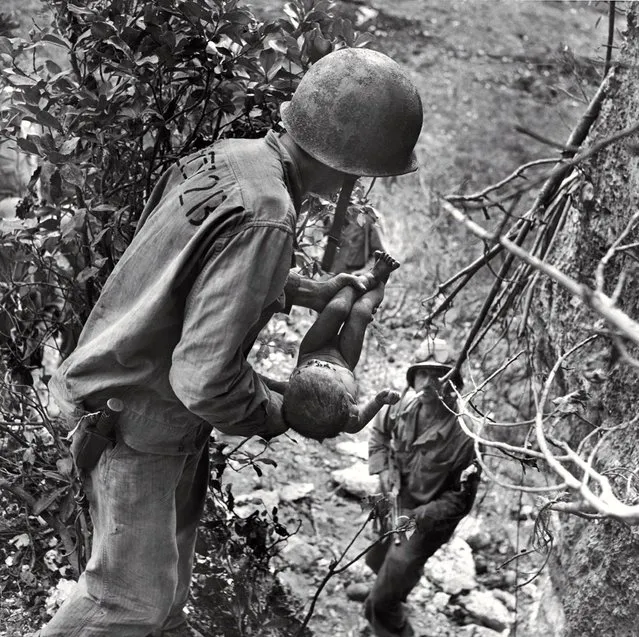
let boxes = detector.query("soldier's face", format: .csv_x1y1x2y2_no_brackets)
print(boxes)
413,369,443,400
310,164,351,197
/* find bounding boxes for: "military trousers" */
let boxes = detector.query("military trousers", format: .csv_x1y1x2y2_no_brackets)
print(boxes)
40,435,209,637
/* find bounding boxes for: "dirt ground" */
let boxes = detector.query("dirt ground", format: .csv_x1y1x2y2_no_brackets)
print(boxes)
0,0,613,635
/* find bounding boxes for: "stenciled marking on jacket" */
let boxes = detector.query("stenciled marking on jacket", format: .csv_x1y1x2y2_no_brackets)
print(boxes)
178,151,226,227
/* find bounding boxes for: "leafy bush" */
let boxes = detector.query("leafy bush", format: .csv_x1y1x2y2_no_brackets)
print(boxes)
0,0,370,631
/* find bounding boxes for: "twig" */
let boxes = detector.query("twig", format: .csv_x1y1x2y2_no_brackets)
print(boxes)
447,157,559,204
294,509,373,636
604,1,616,78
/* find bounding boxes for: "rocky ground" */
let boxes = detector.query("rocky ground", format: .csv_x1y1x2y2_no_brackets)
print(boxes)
210,309,543,637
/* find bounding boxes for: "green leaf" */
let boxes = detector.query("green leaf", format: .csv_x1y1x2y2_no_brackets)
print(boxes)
38,217,59,231
76,265,101,284
60,164,84,187
267,38,288,55
59,137,80,155
35,109,63,132
32,486,69,516
16,137,40,155
41,33,72,48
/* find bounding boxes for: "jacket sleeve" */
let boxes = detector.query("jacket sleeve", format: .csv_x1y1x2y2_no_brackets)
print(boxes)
368,405,393,475
413,440,481,532
169,223,293,436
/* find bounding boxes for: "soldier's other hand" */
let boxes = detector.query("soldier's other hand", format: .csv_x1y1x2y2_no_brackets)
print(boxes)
460,461,481,487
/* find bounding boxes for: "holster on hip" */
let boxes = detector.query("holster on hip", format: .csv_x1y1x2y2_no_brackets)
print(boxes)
74,398,124,471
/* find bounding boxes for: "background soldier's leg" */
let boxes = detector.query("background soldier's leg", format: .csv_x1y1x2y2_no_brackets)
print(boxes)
365,525,456,636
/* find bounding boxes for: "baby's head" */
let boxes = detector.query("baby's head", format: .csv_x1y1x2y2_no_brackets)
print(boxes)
283,361,357,441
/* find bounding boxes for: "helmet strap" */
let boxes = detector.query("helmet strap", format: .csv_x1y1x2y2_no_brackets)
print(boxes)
321,174,357,272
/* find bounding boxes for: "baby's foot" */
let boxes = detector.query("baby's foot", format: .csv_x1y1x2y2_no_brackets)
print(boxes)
376,389,401,405
370,251,400,284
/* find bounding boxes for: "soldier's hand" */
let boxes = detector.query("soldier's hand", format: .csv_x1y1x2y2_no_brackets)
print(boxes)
315,273,367,310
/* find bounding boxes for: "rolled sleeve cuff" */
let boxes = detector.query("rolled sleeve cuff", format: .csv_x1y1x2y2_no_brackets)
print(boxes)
368,452,388,475
211,388,287,440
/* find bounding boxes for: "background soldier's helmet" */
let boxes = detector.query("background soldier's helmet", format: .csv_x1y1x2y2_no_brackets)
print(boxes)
280,47,423,177
406,338,456,387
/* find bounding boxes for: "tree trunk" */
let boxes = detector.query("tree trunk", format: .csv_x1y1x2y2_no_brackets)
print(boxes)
528,9,639,637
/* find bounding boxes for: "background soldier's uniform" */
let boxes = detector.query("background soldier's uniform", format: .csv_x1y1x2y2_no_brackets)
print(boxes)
366,390,480,637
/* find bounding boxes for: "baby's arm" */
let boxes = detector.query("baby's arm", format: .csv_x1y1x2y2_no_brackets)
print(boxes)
258,374,288,395
344,389,401,434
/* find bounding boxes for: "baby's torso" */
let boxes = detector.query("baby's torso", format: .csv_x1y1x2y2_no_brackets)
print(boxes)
296,351,358,398
298,347,347,369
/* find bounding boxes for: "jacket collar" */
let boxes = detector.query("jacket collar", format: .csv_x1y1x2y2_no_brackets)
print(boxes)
265,130,303,214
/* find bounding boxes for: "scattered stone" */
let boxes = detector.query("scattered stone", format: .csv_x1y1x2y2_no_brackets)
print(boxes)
346,556,375,583
518,504,535,520
44,578,76,616
277,568,311,597
480,569,517,589
527,575,566,637
345,582,371,602
458,625,505,637
408,576,437,605
431,591,451,611
491,588,517,611
423,536,478,594
335,439,369,460
473,554,489,574
465,530,493,552
279,482,315,502
455,515,484,541
277,534,322,571
330,461,380,498
234,488,280,516
355,5,379,27
458,589,513,632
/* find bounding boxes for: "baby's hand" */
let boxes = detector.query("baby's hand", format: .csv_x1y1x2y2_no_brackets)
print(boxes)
376,389,401,405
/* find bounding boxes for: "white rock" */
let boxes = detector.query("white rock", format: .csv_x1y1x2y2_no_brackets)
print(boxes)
234,489,280,516
335,439,369,460
44,578,76,616
424,536,478,594
279,482,315,502
455,514,484,541
458,625,505,637
330,461,380,498
491,588,517,611
431,591,451,611
277,534,322,571
458,589,513,632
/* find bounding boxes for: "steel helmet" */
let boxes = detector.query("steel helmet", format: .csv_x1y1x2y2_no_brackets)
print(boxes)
406,338,454,387
280,47,423,177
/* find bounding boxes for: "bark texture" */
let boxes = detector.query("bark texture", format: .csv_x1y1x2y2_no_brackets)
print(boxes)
529,11,639,637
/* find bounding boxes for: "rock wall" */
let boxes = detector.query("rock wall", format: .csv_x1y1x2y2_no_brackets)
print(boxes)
528,10,639,637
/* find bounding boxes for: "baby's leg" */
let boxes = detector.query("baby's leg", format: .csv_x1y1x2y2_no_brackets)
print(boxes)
338,282,386,369
298,285,358,359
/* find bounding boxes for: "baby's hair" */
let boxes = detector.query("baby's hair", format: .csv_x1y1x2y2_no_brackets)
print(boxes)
283,364,354,441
